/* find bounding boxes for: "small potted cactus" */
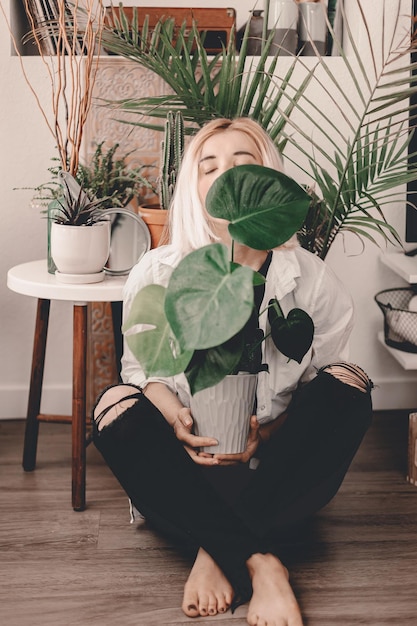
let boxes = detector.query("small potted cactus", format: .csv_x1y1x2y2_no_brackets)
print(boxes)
139,111,185,248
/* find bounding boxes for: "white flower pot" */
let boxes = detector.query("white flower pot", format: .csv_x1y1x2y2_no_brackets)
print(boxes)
268,0,299,56
190,374,258,454
298,2,327,56
51,221,111,283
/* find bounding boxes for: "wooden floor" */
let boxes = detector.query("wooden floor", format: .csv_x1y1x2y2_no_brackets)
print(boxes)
1,411,416,626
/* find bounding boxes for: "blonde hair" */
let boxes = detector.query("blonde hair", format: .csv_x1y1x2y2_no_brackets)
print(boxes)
168,117,284,254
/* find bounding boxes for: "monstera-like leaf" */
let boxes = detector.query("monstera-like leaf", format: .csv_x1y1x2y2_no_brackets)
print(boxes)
122,284,193,377
122,165,314,393
268,298,314,364
205,164,310,250
164,243,255,350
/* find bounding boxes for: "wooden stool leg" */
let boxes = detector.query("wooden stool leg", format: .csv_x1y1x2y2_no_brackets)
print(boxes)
72,304,87,511
23,298,50,471
111,301,123,382
407,413,417,486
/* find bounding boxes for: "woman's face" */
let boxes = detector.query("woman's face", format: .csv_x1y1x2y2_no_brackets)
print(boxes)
198,129,263,206
197,129,263,244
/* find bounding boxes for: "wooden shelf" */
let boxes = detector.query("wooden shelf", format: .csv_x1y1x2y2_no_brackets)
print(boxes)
380,252,417,284
377,331,417,370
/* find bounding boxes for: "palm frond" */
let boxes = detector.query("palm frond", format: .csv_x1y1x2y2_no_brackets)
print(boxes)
281,0,417,257
100,6,314,139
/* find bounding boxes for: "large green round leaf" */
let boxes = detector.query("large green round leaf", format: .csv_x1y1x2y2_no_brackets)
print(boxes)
122,284,193,377
165,243,255,350
205,164,310,250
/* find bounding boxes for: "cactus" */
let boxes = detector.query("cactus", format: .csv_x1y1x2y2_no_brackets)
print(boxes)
159,111,184,210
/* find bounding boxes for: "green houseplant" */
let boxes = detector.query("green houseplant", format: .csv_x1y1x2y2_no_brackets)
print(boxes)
123,164,313,451
49,171,112,281
123,164,313,394
102,6,308,143
76,142,155,210
40,142,155,272
29,142,155,211
100,1,417,259
138,110,185,247
159,110,185,211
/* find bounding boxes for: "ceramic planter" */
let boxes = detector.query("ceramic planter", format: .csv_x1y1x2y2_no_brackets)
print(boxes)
51,221,111,283
268,0,298,56
298,2,327,56
190,373,258,454
138,204,169,249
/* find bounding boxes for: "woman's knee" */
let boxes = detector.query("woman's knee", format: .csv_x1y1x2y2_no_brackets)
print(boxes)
318,362,373,394
93,384,142,432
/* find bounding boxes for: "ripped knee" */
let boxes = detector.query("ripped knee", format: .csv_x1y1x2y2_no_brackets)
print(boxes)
93,384,142,431
318,362,373,393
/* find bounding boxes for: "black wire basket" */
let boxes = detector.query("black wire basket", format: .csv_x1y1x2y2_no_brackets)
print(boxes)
375,288,417,353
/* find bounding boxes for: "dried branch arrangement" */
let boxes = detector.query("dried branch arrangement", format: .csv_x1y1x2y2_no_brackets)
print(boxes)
1,0,105,176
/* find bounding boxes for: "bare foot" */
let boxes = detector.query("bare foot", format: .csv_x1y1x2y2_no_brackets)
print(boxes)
246,553,303,626
182,547,234,618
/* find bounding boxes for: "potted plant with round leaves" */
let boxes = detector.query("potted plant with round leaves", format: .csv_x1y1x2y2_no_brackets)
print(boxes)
123,164,314,452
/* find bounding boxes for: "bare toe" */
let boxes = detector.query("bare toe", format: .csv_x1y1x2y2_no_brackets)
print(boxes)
198,593,209,616
182,548,234,618
182,600,199,618
207,598,218,615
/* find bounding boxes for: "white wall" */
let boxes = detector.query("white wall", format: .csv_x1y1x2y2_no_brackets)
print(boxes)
0,0,415,419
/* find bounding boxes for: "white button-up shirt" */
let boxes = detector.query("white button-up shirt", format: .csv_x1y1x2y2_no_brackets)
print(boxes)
122,244,353,424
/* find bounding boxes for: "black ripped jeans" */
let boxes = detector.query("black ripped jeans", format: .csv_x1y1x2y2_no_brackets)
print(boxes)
92,370,373,607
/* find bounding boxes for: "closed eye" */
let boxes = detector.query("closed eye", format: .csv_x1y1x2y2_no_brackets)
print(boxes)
235,155,258,165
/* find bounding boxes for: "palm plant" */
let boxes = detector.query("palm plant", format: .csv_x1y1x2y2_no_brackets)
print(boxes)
280,1,417,258
101,1,417,259
102,6,314,145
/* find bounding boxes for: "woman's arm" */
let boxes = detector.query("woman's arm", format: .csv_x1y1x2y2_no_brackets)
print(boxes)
144,382,219,466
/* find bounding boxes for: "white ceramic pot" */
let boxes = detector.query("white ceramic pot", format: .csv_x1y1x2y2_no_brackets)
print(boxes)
268,0,299,56
190,373,258,454
51,221,111,282
298,2,327,56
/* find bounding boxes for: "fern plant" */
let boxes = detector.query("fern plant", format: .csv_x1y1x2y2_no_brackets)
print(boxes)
77,142,155,209
28,142,156,211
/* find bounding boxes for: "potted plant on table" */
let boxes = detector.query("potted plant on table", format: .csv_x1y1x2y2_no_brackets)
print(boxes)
123,164,313,453
29,141,156,273
49,171,112,283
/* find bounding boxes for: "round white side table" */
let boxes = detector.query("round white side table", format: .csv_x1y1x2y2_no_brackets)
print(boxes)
7,260,127,511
